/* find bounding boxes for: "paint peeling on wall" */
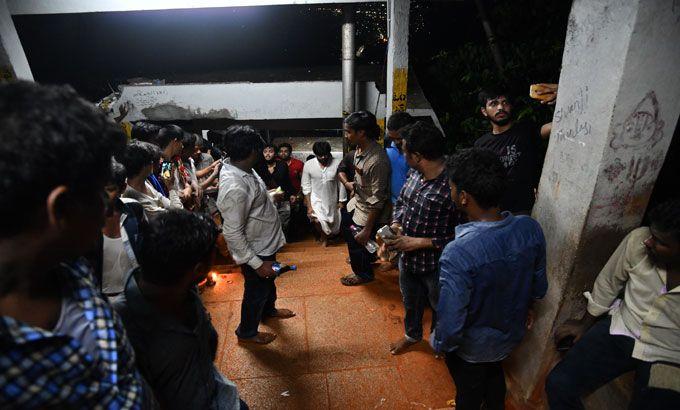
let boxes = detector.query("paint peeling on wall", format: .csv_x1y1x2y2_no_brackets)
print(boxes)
141,102,235,121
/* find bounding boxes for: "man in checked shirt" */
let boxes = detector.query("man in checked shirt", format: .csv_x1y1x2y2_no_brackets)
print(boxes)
384,121,458,355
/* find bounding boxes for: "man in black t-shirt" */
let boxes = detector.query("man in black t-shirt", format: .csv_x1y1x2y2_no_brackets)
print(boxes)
474,88,553,214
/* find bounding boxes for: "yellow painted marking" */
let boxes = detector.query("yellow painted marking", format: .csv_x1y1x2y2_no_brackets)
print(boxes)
391,68,408,112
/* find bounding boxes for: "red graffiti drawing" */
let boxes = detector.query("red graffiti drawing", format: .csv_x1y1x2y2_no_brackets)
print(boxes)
603,158,625,182
610,91,664,150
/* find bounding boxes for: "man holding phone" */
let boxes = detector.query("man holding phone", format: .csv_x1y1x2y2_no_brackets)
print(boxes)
217,126,295,345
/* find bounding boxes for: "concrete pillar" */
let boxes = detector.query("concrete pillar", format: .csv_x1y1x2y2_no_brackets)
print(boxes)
0,0,33,81
385,0,409,121
506,0,680,407
341,5,355,117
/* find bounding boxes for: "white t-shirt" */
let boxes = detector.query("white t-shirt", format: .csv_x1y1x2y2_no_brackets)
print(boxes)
102,233,136,295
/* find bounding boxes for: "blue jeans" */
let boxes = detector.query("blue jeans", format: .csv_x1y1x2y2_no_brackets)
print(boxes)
235,254,277,338
398,260,439,341
546,316,680,409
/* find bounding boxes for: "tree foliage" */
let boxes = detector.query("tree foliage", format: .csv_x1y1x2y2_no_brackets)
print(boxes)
412,0,572,151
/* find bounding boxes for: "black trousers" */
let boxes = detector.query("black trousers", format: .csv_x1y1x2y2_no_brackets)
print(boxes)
235,254,277,338
546,316,680,409
445,353,506,410
341,213,377,280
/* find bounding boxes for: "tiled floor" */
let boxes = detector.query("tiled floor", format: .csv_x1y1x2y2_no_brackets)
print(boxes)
202,239,455,410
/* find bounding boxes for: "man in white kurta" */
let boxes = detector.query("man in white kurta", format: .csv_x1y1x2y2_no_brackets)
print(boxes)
302,142,347,243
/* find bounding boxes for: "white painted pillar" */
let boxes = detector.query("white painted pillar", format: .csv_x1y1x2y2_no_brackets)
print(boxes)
506,0,680,407
385,0,409,121
0,0,33,81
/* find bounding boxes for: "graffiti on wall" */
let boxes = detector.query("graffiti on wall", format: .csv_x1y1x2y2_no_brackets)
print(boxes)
593,91,667,224
610,91,665,150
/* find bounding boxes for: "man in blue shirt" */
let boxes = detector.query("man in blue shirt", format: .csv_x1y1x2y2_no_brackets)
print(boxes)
385,111,415,204
431,148,547,410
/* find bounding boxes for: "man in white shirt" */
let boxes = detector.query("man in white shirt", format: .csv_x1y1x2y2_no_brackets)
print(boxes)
99,160,143,300
217,125,295,345
120,140,184,217
301,141,347,247
546,199,680,409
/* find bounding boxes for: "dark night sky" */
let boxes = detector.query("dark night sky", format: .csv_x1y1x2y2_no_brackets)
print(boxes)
13,2,480,101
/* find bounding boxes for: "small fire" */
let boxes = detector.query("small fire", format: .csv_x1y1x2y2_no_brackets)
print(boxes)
210,272,218,282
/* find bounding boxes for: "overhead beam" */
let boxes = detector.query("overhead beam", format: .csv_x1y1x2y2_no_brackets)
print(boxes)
112,81,385,123
8,0,384,15
0,0,33,80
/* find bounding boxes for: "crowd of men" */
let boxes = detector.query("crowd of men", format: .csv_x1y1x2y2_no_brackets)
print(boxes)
0,80,678,410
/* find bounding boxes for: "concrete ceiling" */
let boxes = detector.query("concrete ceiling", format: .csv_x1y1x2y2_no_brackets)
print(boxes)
8,0,385,15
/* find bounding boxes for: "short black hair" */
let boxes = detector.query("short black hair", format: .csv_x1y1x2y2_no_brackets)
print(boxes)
138,210,218,286
156,124,184,149
344,111,380,140
131,121,161,143
117,140,156,177
182,132,196,151
223,125,264,161
195,135,205,149
278,142,293,152
478,88,511,108
312,141,332,157
401,121,445,160
649,199,680,242
386,111,414,131
147,142,163,163
447,148,506,209
109,159,127,190
0,81,126,238
263,142,276,151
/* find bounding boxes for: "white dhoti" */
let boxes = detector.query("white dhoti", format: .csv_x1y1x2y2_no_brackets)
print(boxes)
301,157,347,236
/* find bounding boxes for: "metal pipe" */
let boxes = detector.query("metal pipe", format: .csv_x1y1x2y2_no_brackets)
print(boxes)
342,4,355,117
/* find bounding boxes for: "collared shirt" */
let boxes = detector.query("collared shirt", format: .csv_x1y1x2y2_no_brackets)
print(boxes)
432,213,548,362
123,181,183,217
0,260,145,409
347,141,392,226
217,161,286,270
392,169,457,273
585,227,680,365
112,271,240,410
385,142,409,204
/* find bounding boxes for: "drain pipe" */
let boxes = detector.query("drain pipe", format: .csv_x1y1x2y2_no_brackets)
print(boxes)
342,4,355,117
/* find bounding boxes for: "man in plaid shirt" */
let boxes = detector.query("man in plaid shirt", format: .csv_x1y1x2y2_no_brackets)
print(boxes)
0,82,149,409
384,122,458,355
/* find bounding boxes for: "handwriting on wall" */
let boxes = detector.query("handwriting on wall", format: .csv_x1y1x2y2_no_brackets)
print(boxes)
553,86,592,147
130,89,169,107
